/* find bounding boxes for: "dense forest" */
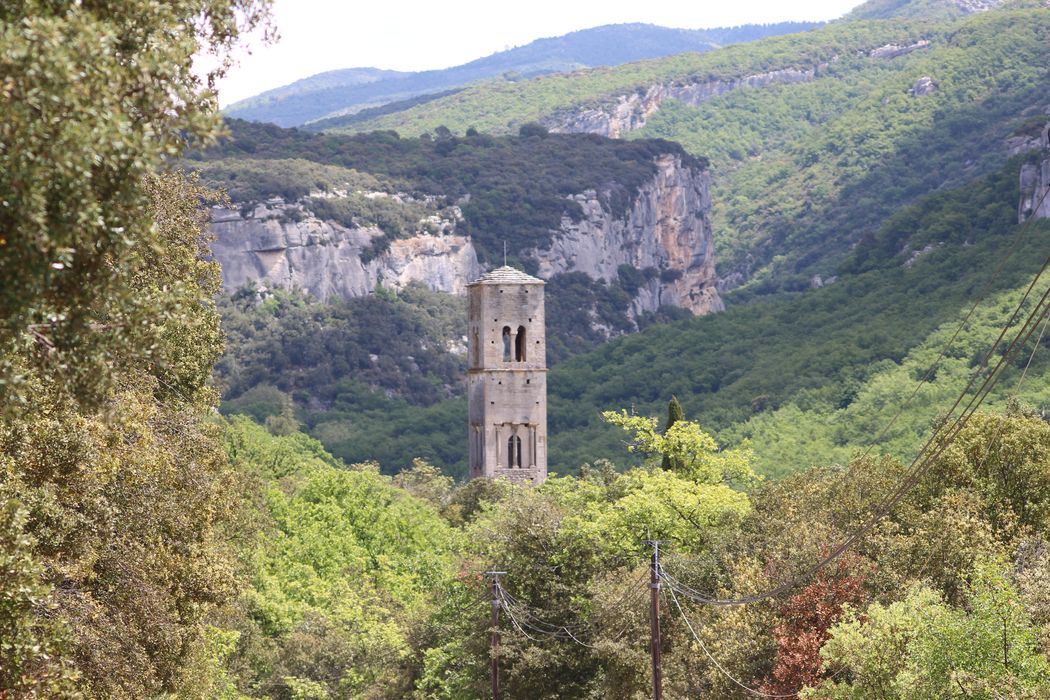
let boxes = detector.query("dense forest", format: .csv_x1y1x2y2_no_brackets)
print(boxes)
5,0,1050,698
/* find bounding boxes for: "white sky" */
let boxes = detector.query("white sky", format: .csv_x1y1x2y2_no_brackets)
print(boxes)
216,0,862,106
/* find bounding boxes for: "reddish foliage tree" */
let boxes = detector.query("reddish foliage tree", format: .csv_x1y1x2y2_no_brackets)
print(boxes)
761,552,868,695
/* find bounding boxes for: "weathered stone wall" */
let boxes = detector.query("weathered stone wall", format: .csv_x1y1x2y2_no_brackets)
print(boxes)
466,269,547,484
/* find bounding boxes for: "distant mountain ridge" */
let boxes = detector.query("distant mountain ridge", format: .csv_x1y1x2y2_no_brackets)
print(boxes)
224,21,821,127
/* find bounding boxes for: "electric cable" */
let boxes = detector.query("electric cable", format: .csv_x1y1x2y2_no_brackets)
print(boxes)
1014,305,1050,394
663,573,799,698
496,568,648,634
662,268,1050,606
667,287,1050,606
494,572,649,648
846,181,1050,466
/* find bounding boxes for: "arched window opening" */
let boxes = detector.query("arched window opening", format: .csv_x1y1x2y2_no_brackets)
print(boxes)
502,326,511,361
515,325,527,361
508,435,522,468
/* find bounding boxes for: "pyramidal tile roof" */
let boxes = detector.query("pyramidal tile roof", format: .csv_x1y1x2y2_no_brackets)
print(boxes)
469,266,545,285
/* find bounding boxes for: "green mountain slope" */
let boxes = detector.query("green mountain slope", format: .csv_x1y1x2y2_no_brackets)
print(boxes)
247,161,1049,479
208,6,1050,481
338,8,1050,288
328,20,918,138
225,22,820,128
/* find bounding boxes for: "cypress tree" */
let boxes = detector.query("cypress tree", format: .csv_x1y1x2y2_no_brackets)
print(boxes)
662,395,685,471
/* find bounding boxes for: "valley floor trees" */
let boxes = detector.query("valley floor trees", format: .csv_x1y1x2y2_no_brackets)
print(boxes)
202,403,1050,699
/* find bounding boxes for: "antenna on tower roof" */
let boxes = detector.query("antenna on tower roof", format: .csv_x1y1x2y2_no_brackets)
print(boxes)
503,241,507,267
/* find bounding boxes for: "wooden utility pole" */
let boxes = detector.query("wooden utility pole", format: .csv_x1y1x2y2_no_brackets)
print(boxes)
645,541,665,700
487,571,507,700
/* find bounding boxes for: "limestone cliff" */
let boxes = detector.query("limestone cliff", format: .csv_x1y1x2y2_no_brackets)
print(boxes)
209,154,722,320
1019,118,1050,223
533,154,723,316
210,201,481,299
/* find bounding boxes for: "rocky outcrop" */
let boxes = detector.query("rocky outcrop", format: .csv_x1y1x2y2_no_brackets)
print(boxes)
209,155,722,319
543,67,821,138
868,40,930,59
1018,118,1050,223
532,154,723,317
908,76,937,97
541,40,933,140
210,202,481,299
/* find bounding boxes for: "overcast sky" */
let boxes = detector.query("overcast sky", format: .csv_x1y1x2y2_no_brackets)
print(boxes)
216,0,863,106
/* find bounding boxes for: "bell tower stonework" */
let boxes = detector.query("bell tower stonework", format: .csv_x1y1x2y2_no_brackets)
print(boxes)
466,266,548,484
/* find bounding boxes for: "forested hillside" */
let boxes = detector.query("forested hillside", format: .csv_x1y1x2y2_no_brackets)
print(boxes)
224,21,821,128
192,121,709,419
337,5,1050,287
196,2,1050,480
191,119,704,264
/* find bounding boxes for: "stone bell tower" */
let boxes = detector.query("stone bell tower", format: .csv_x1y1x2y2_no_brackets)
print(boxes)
466,266,547,484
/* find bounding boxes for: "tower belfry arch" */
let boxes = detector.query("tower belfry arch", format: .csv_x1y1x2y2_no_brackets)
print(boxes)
466,266,548,484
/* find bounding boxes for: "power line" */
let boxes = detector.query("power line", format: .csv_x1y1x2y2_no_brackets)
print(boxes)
847,181,1050,466
494,570,649,647
497,567,649,627
662,261,1050,606
663,574,799,699
1014,305,1050,394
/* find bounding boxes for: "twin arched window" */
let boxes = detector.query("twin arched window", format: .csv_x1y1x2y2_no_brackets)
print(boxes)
501,325,527,362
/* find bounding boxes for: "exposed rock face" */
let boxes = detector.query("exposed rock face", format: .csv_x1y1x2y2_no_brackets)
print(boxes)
532,154,723,317
868,40,930,59
908,76,937,97
209,154,722,319
543,67,821,138
541,41,932,140
952,0,1008,11
1018,119,1050,223
210,203,481,299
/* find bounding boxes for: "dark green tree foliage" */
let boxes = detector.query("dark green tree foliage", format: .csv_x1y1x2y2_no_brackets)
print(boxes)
0,1,274,693
0,500,80,698
217,284,466,409
0,172,250,698
662,395,685,470
0,0,270,411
